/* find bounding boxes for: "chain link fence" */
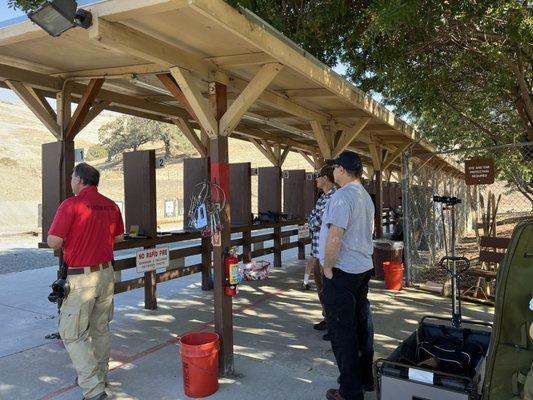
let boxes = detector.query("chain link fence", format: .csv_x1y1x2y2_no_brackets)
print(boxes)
406,142,533,291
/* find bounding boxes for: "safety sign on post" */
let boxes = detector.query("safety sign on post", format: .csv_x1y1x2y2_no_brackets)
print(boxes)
136,247,169,273
298,223,310,239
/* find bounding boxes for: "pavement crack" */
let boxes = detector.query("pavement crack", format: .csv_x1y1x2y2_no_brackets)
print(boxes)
0,302,56,317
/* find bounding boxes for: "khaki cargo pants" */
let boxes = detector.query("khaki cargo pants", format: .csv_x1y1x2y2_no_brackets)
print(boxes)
59,264,115,399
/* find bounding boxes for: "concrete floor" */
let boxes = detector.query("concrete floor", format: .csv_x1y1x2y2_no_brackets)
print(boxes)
0,257,494,400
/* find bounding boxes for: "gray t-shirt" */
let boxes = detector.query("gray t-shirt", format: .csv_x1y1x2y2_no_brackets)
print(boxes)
318,182,374,274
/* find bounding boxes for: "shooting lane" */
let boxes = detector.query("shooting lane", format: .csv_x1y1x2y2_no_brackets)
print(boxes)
0,0,465,379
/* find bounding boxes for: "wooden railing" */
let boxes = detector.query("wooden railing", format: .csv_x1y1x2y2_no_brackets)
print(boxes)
112,220,310,309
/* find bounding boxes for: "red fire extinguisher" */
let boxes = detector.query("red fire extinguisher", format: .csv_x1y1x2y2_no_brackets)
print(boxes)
224,248,239,297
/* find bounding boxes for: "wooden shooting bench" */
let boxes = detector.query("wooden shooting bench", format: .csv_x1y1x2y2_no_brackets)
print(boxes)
465,235,512,301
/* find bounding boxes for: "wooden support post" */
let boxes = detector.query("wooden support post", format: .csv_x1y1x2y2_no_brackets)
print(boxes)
374,169,383,238
242,229,252,262
209,81,234,375
201,236,212,290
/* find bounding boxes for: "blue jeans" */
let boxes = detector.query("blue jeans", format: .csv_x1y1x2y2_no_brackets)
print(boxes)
323,268,374,400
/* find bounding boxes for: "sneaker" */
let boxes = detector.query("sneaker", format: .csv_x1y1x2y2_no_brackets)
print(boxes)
313,320,327,331
326,388,346,400
322,332,331,341
301,282,311,291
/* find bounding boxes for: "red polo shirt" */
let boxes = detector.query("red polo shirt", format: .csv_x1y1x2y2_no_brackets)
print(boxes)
48,186,124,267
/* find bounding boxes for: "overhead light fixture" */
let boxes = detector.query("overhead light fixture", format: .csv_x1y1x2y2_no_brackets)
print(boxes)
27,0,92,37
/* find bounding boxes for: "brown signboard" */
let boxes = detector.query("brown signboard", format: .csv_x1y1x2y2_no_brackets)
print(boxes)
465,158,495,185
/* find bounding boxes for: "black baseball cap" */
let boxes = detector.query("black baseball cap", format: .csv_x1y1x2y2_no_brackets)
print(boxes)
326,151,363,172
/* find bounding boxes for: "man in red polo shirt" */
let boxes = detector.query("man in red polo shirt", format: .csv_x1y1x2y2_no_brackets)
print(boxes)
48,162,124,400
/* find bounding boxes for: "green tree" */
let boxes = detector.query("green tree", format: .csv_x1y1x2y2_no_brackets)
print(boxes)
228,0,532,202
8,0,42,12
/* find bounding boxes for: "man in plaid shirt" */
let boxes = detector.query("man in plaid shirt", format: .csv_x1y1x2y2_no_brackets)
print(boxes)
303,165,337,336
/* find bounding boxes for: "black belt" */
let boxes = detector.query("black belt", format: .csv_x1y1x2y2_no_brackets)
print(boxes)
67,262,111,275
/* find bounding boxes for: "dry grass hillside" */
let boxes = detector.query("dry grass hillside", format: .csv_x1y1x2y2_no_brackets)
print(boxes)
0,101,313,233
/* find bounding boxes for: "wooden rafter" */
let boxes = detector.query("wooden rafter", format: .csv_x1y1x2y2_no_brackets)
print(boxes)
65,78,104,140
249,138,277,165
368,144,382,171
310,120,332,159
77,101,110,133
280,145,290,166
157,73,198,121
170,67,218,138
332,117,371,157
207,52,275,67
297,150,316,169
219,62,283,136
6,80,60,138
172,117,207,157
381,142,412,171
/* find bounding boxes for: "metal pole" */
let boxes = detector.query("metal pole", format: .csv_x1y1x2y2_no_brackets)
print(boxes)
401,153,412,286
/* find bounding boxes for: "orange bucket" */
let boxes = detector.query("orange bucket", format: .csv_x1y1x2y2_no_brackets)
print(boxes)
383,262,404,291
179,332,219,398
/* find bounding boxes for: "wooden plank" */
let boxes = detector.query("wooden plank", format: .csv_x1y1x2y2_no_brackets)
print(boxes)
479,250,506,264
172,117,207,157
77,101,110,133
170,67,218,138
88,18,209,78
333,117,371,157
230,163,252,226
155,264,203,283
280,146,290,166
157,73,199,121
297,150,316,168
249,138,277,165
381,142,412,171
480,236,511,249
368,144,382,171
209,80,234,375
310,120,332,159
207,52,275,67
0,63,63,91
220,62,283,136
279,88,337,98
283,170,306,220
65,78,104,139
6,80,60,138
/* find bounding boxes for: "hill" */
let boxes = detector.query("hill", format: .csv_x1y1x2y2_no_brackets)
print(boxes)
0,101,312,233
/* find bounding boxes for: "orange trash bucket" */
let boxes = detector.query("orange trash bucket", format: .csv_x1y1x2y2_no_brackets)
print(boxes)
179,332,219,398
383,262,404,291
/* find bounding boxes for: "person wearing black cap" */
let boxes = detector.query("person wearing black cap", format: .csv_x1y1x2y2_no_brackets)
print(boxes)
318,151,375,400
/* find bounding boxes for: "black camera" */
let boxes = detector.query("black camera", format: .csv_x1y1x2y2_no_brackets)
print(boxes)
48,278,70,303
433,195,461,205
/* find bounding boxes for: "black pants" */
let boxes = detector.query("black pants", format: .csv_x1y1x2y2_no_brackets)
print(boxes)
323,268,374,400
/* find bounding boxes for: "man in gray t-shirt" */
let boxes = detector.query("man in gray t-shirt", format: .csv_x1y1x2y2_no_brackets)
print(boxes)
319,151,375,400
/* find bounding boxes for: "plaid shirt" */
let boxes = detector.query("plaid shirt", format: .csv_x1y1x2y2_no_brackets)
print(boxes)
308,187,337,257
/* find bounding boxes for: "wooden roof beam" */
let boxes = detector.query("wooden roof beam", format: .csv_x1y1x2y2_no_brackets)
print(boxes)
157,73,199,121
78,101,110,133
297,150,316,169
172,117,207,157
381,142,412,171
310,121,332,159
220,62,282,136
170,66,217,138
332,117,371,157
5,80,60,138
207,52,275,67
65,78,104,140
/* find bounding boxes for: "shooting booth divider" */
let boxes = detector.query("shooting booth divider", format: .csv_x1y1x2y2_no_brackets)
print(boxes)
282,169,306,221
41,141,74,244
